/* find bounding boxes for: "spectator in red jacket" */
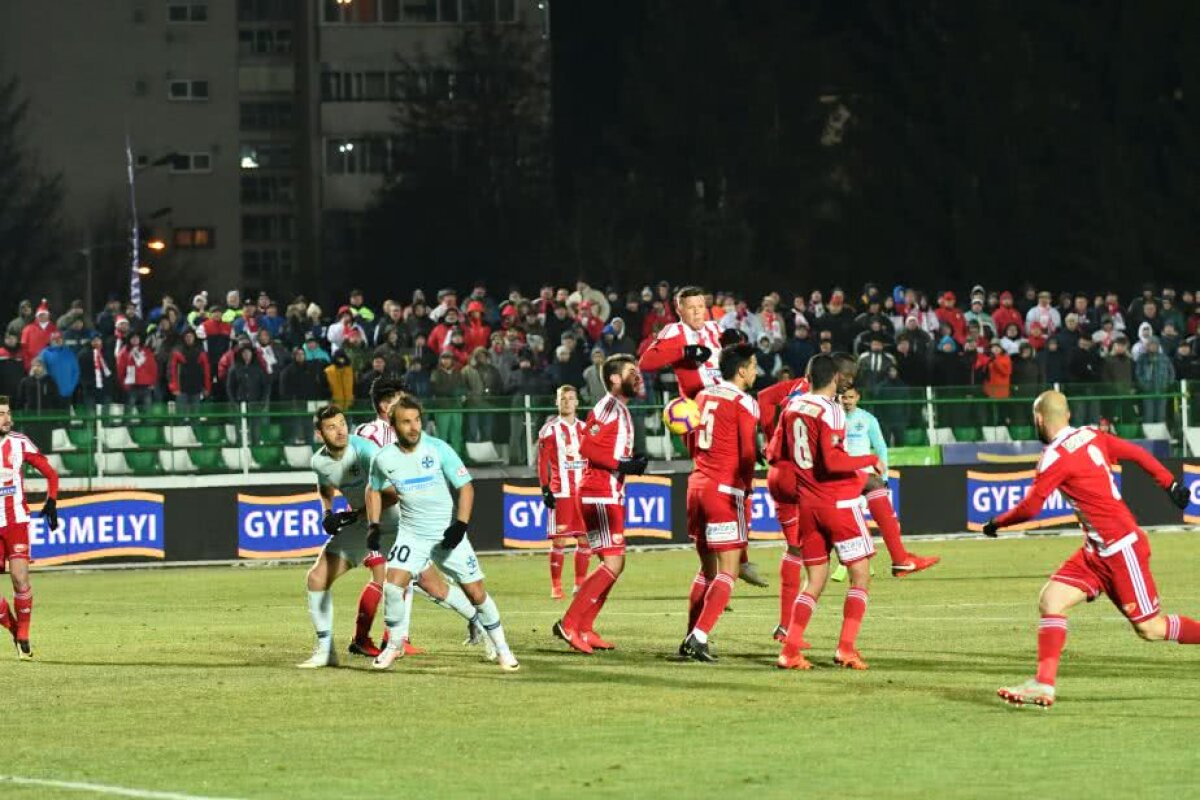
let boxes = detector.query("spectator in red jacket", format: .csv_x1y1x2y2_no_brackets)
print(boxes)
168,329,212,416
116,331,159,414
641,299,674,340
977,340,1013,398
462,301,492,352
577,301,605,342
20,300,58,370
428,307,462,354
991,291,1024,336
935,291,967,344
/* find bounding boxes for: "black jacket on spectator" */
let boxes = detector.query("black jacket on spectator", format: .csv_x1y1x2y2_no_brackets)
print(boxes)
278,360,322,402
894,349,929,387
227,358,270,403
1010,353,1044,390
17,373,60,412
931,350,970,386
175,342,209,396
1101,353,1133,388
814,307,858,351
0,346,23,399
356,367,403,399
1068,344,1102,383
1039,344,1069,384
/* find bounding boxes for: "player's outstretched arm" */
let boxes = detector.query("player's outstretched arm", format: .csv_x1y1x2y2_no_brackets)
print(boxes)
816,427,878,475
989,466,1065,533
636,331,686,373
1101,432,1178,494
756,380,790,436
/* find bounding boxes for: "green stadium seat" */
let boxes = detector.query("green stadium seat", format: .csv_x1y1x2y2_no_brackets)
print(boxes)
125,451,161,475
953,426,983,443
61,452,93,476
902,428,927,446
193,425,228,446
129,426,167,448
189,448,224,471
251,445,286,469
1116,423,1141,439
1008,425,1035,441
66,427,95,449
256,423,283,445
149,402,170,418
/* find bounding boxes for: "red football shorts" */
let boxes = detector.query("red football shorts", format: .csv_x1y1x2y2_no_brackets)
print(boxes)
0,522,30,570
767,466,800,547
581,501,625,556
686,487,748,553
546,496,586,539
795,499,875,566
1052,532,1160,623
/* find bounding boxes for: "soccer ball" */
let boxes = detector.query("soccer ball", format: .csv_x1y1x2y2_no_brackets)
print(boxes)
662,396,701,435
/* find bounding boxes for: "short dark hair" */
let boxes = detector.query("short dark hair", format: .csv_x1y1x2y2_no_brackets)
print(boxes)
602,353,636,387
389,394,425,425
675,285,704,305
313,404,344,429
0,395,9,407
369,377,406,416
807,354,838,391
719,344,756,381
831,351,858,377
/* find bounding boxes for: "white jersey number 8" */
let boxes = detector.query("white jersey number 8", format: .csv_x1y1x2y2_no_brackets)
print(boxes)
792,418,814,470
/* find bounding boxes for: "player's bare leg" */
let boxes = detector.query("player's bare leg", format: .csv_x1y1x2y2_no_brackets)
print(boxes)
778,560,829,669
682,547,739,663
557,553,624,654
833,558,872,670
9,559,32,660
299,552,351,668
549,539,569,599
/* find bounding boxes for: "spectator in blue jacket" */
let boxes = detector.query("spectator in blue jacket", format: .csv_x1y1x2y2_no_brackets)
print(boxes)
39,331,80,405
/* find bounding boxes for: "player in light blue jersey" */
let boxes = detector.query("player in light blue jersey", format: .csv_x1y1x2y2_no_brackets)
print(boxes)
366,395,519,671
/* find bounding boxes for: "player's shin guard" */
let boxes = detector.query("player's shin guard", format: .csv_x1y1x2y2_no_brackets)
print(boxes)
865,490,907,563
549,548,565,590
354,581,383,642
573,545,591,587
14,590,32,641
565,565,617,632
1036,615,1068,685
1165,614,1200,644
383,582,411,646
783,592,818,655
779,554,804,630
473,594,510,652
692,573,734,643
307,590,333,646
837,587,869,653
686,571,709,634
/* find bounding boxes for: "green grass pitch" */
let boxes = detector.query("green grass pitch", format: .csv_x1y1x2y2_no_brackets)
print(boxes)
6,533,1200,799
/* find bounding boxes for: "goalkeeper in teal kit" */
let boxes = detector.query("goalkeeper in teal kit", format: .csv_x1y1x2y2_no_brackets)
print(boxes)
365,395,519,672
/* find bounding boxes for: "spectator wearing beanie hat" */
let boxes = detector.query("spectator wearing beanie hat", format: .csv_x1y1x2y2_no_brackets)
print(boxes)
934,291,967,344
992,291,1023,336
20,299,58,370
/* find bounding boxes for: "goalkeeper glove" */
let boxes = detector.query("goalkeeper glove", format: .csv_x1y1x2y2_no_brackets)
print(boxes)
442,519,469,550
1168,481,1190,510
682,344,712,364
366,523,382,553
322,509,359,537
617,454,649,476
982,518,999,538
41,497,58,531
541,485,556,510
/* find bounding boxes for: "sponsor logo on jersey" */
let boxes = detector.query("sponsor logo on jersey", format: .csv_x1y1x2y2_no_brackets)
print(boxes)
0,467,14,483
0,486,15,497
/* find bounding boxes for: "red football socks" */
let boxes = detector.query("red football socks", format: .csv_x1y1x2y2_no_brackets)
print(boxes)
687,571,709,633
573,546,591,587
564,565,617,631
1036,614,1068,685
838,587,869,652
779,554,804,630
549,548,565,590
694,573,734,636
783,592,818,654
355,581,383,642
13,590,32,640
865,489,907,563
1165,614,1200,644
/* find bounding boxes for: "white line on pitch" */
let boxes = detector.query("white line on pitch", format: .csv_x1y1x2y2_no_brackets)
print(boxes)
0,775,245,800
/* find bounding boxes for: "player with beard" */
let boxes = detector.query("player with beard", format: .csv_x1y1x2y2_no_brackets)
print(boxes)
553,355,649,654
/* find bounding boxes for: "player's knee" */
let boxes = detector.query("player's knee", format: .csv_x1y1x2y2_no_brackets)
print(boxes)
863,475,886,493
1133,618,1165,641
461,581,486,605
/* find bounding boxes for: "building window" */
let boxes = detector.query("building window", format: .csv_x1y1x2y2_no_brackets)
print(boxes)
243,214,296,242
323,68,465,102
173,227,215,248
322,0,513,23
324,137,390,175
237,0,292,22
241,175,295,204
240,142,292,169
167,3,208,23
168,79,209,101
237,28,292,56
243,247,294,280
169,152,213,173
240,101,294,130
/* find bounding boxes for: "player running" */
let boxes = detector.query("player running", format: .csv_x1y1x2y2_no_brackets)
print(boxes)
553,354,649,654
0,395,59,660
775,355,882,671
679,344,760,663
833,385,939,580
983,390,1197,708
638,285,768,587
348,378,422,657
538,385,592,599
367,395,518,671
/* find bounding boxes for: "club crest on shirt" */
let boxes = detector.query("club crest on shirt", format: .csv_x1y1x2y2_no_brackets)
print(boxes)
1124,602,1138,616
590,424,600,435
612,533,625,545
421,455,435,470
13,543,27,554
831,434,842,446
349,464,361,477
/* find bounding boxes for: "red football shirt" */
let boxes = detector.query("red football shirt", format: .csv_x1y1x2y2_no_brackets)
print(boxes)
776,393,877,506
637,320,723,399
689,382,759,493
537,416,587,498
578,395,635,504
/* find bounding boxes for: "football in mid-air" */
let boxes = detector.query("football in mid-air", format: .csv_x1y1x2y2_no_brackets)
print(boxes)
662,396,701,435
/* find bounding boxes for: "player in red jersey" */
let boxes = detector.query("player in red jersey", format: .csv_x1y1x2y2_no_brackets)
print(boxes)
639,286,768,587
538,385,592,599
347,378,423,658
0,395,60,660
679,344,760,662
553,355,648,654
764,373,811,639
774,355,881,671
983,390,1196,708
757,374,810,438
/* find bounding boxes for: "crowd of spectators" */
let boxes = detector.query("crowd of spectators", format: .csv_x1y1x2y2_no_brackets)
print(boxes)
3,280,1199,449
